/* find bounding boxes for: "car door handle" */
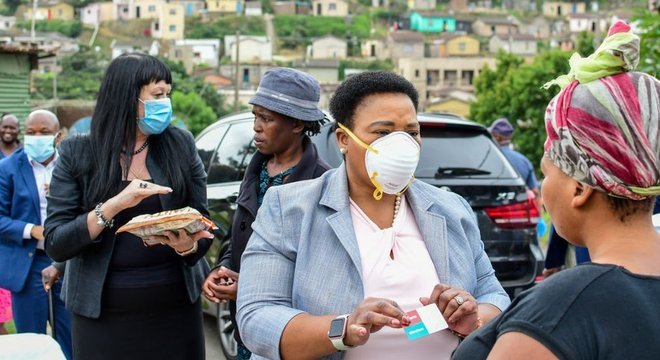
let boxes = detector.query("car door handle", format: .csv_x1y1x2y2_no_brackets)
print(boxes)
227,192,239,204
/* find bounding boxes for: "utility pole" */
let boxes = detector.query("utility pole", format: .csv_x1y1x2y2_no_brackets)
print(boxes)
52,55,58,100
234,30,240,112
31,0,37,42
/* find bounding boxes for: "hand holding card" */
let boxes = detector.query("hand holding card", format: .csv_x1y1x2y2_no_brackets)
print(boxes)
404,304,449,340
344,297,411,347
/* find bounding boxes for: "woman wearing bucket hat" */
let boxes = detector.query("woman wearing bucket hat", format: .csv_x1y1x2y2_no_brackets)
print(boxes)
235,71,509,360
202,67,331,360
453,21,660,359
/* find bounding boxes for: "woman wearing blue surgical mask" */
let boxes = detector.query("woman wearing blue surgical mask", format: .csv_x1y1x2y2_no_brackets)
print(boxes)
236,71,509,360
43,53,212,360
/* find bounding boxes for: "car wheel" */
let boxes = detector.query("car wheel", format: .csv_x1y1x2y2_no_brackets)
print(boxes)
217,301,238,360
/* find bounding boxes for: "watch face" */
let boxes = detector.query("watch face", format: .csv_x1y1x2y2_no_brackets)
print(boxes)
329,317,346,338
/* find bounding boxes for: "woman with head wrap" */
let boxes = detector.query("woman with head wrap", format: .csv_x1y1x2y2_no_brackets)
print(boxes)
453,21,660,360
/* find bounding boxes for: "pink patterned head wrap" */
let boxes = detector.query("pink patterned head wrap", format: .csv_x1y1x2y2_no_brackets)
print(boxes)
544,22,660,200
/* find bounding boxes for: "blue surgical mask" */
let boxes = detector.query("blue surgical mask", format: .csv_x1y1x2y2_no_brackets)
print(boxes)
24,135,56,163
138,98,173,135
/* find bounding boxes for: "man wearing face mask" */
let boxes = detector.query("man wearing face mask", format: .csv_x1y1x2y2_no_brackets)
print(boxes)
0,110,72,359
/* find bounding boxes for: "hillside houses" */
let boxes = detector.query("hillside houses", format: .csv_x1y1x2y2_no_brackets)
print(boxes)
4,0,643,114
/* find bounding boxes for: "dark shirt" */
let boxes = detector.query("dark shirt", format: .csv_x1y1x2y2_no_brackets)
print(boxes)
453,263,660,360
257,162,296,206
105,180,183,288
500,145,538,190
216,136,331,345
544,225,590,269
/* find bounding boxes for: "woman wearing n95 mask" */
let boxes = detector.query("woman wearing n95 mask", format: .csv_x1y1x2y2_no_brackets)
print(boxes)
235,71,509,360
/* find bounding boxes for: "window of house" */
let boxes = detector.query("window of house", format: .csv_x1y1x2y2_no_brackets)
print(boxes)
175,50,181,57
169,25,176,32
329,3,336,10
444,70,457,85
427,70,439,86
194,52,201,58
415,69,420,78
170,8,176,15
462,70,474,85
148,5,156,12
243,68,250,83
57,9,62,15
154,21,160,31
458,42,466,51
491,25,495,33
403,44,413,53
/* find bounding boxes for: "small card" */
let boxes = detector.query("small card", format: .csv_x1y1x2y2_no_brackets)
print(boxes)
404,304,448,340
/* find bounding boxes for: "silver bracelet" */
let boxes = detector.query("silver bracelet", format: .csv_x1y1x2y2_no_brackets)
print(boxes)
94,203,114,228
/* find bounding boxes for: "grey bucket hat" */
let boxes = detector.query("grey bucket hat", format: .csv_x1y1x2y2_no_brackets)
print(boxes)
249,67,325,122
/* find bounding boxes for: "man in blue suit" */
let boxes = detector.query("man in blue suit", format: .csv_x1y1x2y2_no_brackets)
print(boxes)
0,110,72,359
0,113,21,159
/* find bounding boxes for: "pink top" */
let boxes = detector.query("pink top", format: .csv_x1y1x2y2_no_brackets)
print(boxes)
344,196,459,360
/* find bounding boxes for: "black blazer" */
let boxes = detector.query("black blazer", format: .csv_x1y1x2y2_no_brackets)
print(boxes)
44,127,212,319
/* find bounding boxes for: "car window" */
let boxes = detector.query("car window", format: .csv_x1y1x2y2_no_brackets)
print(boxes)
416,127,518,179
310,124,343,168
207,121,255,184
196,124,228,172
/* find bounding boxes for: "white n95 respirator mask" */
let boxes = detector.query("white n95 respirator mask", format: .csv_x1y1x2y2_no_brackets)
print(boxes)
338,122,420,200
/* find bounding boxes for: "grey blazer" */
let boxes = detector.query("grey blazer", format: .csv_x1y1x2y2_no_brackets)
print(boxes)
237,163,511,360
44,128,211,319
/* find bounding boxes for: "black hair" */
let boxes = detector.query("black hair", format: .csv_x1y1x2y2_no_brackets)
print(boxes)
329,71,418,130
88,53,189,205
606,195,655,223
296,118,326,137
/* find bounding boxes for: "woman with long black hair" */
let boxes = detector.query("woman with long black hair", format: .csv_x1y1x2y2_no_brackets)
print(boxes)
44,53,213,359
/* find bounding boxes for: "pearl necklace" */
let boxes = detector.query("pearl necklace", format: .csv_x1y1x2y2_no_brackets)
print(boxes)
393,195,401,227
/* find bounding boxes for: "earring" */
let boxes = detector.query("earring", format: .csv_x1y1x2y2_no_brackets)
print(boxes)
340,148,347,155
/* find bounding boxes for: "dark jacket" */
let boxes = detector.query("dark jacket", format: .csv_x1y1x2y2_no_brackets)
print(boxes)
44,128,212,319
217,135,330,344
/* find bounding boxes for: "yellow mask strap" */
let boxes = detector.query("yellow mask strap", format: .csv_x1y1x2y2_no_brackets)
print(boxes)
398,177,415,195
337,122,379,154
369,171,384,200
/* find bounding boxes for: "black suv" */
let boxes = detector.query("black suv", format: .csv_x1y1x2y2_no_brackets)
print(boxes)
197,111,544,359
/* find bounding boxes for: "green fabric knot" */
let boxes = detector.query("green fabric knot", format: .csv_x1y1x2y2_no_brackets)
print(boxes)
543,32,640,90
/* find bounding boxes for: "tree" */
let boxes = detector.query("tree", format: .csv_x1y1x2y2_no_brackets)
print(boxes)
576,31,595,57
33,46,107,100
470,50,571,173
171,91,217,136
633,9,659,77
2,0,22,14
16,20,83,38
160,57,231,120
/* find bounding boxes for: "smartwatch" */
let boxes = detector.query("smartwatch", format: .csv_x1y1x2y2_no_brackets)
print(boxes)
328,314,354,351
